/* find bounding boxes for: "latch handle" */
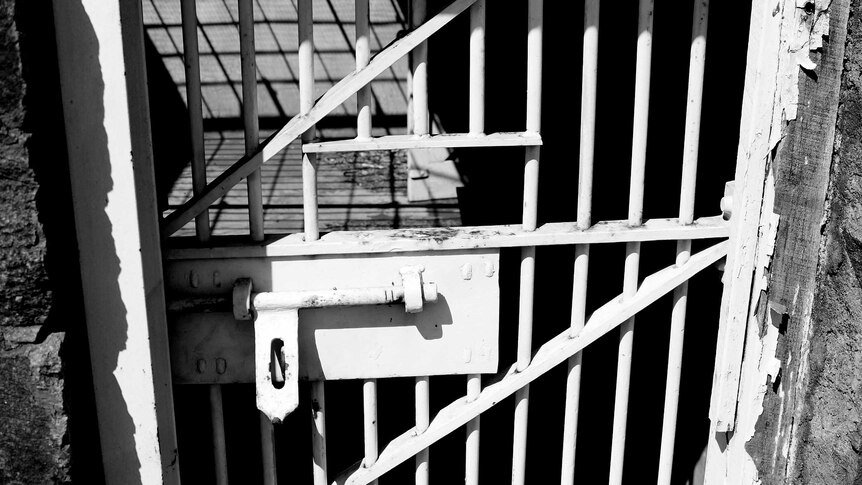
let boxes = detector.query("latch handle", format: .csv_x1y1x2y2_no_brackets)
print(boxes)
234,267,439,422
255,308,299,423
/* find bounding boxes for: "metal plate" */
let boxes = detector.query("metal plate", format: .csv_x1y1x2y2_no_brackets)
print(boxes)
167,250,500,382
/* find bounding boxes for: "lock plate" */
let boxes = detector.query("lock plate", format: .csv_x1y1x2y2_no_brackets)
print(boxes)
167,249,500,383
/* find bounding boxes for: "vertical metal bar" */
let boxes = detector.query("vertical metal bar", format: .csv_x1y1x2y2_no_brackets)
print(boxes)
412,0,429,136
677,0,709,227
514,3,542,485
561,3,599,481
299,0,319,241
609,2,653,484
658,2,708,484
240,3,274,479
469,0,486,136
356,0,372,139
415,375,430,485
259,413,277,485
298,3,326,484
608,245,638,485
180,0,210,240
465,375,481,485
410,2,430,481
184,2,229,481
363,379,379,485
239,0,265,241
210,384,229,485
465,6,486,480
576,1,598,229
311,380,328,485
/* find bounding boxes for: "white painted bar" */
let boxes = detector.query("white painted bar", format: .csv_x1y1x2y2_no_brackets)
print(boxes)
514,3,543,483
415,376,430,485
335,242,729,485
465,374,481,485
659,2,709,482
161,0,480,237
658,241,692,484
560,245,589,485
180,0,210,240
363,379,378,485
525,1,542,136
609,242,639,485
165,216,730,260
302,132,541,153
609,2,653,482
299,3,327,482
239,0,265,241
356,0,372,139
312,380,328,485
53,1,180,481
628,0,654,225
561,2,599,480
469,0,486,135
679,0,709,226
252,283,438,310
412,0,429,136
577,0,599,229
299,0,319,241
259,413,277,485
239,1,271,478
210,384,229,485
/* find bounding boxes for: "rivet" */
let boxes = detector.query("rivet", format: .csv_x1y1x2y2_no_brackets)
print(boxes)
196,359,207,374
460,263,473,280
483,260,495,277
216,358,227,375
213,271,222,288
189,270,200,288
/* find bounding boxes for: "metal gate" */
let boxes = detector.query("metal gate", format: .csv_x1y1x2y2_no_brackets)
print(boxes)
160,0,730,484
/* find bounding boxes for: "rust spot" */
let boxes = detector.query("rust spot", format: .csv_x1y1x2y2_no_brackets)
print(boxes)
389,227,460,243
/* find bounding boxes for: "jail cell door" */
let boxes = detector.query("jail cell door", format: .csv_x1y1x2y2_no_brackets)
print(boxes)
160,0,731,484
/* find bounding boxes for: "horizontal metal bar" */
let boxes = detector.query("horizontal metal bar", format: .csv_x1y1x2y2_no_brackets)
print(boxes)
334,240,729,485
302,132,542,153
165,215,729,260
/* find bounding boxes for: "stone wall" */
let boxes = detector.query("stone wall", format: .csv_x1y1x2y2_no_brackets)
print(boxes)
0,0,101,483
0,0,68,482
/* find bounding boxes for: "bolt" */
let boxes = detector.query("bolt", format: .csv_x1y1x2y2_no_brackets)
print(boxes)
213,271,222,288
196,359,207,374
463,347,472,363
484,261,495,277
189,270,200,288
460,263,473,280
216,358,227,375
720,195,733,220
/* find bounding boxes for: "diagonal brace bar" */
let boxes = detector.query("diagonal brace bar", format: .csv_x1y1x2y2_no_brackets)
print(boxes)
162,0,479,238
335,240,728,485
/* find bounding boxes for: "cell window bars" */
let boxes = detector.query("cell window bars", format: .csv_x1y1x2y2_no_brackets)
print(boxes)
161,0,731,484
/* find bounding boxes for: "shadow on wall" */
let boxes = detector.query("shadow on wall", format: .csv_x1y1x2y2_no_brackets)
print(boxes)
13,1,106,484
50,0,145,483
13,0,174,483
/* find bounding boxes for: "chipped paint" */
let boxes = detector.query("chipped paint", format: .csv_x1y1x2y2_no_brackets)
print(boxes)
770,0,832,148
705,0,837,482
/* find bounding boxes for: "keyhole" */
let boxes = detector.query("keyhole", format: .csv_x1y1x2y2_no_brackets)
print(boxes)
270,339,286,389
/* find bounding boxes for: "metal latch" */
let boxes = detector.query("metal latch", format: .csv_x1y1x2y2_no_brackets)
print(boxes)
233,265,438,423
